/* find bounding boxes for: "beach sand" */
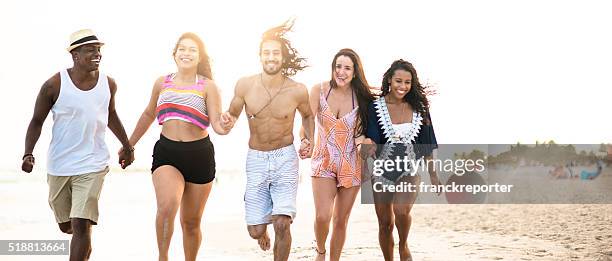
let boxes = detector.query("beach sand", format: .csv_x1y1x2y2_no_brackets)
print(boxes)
1,168,611,260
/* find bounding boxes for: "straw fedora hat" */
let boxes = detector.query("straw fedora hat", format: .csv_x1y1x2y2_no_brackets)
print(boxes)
67,29,104,52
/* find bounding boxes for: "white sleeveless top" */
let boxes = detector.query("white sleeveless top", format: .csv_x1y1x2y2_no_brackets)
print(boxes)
47,69,110,176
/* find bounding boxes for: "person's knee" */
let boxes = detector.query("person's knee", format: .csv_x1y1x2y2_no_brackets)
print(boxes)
332,214,350,231
247,226,265,239
58,222,72,234
59,226,72,234
393,206,412,220
70,218,92,236
394,211,411,222
378,217,394,234
273,216,291,234
315,212,332,225
180,217,201,234
157,201,179,219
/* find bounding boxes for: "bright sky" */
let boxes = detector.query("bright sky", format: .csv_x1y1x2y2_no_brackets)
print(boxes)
1,0,611,171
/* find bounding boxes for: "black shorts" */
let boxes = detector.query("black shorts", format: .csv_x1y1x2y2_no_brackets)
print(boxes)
151,134,215,184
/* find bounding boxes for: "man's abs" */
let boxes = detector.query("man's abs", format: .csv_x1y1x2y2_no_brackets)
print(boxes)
247,118,295,151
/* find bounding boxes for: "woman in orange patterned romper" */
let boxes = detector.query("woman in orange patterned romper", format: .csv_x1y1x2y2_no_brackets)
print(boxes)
308,49,374,260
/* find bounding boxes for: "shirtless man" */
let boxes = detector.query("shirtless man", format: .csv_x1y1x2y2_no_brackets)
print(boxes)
222,21,314,261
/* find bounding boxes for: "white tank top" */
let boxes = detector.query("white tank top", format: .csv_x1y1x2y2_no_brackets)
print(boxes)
47,69,110,176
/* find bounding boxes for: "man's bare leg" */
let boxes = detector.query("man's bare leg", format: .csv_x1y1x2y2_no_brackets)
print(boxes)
272,215,292,261
70,218,92,261
248,224,270,251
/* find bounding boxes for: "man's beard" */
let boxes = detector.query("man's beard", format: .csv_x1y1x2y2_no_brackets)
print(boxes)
262,62,282,75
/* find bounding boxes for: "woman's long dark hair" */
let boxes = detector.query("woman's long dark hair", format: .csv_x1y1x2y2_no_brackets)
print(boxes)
329,48,374,136
173,32,213,80
381,59,431,124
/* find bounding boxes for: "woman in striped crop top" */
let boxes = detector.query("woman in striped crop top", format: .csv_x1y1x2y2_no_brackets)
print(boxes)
124,32,230,260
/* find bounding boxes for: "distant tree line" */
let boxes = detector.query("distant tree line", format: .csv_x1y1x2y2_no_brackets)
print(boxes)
454,141,610,167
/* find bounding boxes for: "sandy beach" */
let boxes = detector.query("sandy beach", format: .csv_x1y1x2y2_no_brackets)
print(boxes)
1,167,611,260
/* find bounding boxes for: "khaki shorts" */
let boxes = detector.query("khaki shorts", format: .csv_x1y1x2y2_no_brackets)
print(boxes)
47,167,109,224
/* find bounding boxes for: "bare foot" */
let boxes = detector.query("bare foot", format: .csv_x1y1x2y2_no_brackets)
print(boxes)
257,231,271,251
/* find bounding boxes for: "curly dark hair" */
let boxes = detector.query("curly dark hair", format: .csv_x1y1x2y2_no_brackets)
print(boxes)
173,32,213,80
381,59,432,124
329,48,375,136
259,19,307,77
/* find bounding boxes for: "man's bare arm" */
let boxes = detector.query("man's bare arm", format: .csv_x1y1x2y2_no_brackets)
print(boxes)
107,77,131,148
226,78,247,118
297,83,314,142
106,77,133,168
297,83,315,159
22,74,59,172
24,75,58,156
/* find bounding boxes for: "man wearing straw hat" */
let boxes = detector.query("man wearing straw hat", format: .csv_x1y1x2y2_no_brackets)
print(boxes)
21,29,134,260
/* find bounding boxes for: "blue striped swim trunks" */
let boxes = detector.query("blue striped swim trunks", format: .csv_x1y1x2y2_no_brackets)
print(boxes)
244,144,299,225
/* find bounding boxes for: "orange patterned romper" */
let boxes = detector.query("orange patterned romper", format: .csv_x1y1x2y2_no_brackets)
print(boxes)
311,86,362,188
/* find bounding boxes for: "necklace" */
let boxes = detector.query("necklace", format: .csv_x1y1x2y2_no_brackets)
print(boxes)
248,74,286,119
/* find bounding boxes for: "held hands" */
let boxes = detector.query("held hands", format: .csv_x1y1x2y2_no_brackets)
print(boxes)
358,138,377,158
21,154,35,173
299,138,312,159
220,112,236,133
118,146,135,169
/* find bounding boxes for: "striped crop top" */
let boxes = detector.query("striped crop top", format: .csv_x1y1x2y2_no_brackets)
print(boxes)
156,74,209,129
